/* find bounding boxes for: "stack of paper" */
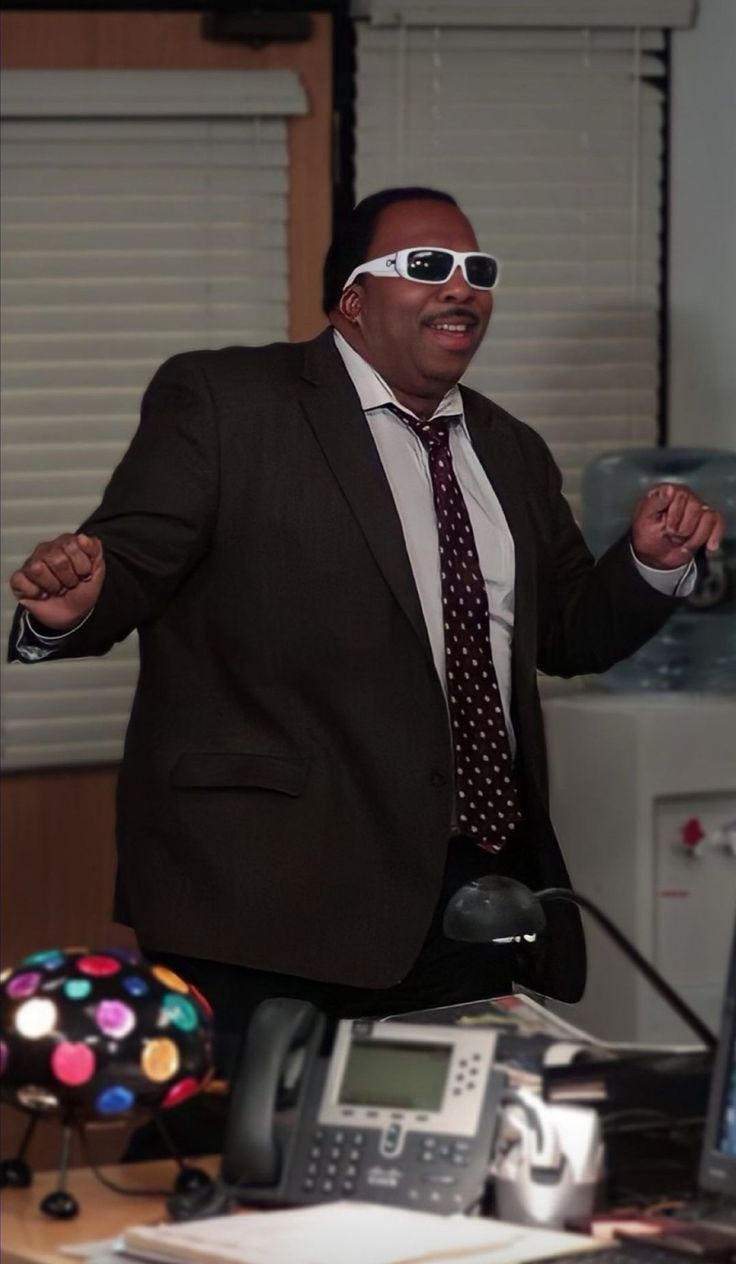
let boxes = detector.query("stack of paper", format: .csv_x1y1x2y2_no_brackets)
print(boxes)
119,1201,601,1264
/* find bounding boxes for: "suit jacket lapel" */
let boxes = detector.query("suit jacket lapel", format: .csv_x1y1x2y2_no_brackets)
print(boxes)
299,330,434,662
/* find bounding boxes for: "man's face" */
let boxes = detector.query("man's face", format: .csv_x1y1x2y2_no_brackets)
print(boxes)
338,199,493,403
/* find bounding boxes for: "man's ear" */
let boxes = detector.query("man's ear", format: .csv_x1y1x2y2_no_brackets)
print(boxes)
339,286,362,323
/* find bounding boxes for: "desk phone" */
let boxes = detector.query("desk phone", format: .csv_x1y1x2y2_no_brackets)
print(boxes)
222,998,504,1214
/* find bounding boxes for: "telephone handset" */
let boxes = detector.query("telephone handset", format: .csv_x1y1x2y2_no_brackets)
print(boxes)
219,998,504,1215
222,997,326,1188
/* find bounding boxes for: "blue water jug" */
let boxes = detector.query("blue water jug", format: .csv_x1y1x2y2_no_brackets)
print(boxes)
581,448,736,692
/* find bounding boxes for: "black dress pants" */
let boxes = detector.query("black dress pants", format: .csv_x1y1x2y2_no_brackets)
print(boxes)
122,835,521,1161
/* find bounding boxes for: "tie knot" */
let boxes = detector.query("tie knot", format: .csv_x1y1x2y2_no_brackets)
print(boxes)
388,405,455,452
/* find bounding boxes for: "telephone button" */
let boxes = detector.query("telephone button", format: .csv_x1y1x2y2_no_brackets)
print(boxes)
302,1177,316,1192
309,1145,322,1159
345,1163,358,1178
353,1132,366,1145
322,1179,335,1193
348,1148,362,1162
306,1161,319,1176
329,1146,342,1160
379,1122,404,1158
326,1162,338,1176
342,1180,355,1194
334,1130,345,1143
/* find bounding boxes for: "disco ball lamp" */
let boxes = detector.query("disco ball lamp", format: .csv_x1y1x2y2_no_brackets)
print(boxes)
0,947,215,1217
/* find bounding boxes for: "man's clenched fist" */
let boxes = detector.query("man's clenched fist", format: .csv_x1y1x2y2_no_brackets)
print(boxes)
9,533,105,632
631,483,724,571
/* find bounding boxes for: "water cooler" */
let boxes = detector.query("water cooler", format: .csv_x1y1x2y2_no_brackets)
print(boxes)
542,693,736,1045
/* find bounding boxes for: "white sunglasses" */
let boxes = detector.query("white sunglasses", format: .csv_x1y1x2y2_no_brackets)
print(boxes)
343,247,500,292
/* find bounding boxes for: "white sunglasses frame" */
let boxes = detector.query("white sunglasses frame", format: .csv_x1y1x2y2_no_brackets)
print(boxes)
342,246,500,292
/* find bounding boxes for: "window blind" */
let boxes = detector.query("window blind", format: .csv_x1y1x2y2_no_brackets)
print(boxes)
0,70,306,771
353,18,673,515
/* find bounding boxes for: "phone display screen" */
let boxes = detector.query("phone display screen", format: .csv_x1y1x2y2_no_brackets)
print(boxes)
337,1038,452,1110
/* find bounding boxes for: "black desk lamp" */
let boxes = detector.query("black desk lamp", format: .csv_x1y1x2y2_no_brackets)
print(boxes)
443,875,716,1051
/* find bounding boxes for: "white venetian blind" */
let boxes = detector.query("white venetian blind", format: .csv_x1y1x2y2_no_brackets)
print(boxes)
0,70,306,771
354,9,686,514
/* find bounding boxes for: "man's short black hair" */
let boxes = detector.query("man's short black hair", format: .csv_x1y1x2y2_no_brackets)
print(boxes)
322,186,459,315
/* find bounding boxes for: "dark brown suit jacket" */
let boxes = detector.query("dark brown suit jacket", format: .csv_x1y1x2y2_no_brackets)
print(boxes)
10,330,677,1001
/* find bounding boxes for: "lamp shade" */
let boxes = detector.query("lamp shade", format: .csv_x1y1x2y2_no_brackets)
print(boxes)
443,875,546,942
0,948,214,1120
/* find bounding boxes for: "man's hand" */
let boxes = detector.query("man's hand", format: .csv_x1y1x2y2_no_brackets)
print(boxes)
9,533,105,632
631,483,725,570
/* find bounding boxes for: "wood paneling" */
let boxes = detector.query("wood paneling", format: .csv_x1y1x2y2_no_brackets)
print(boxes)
0,767,129,968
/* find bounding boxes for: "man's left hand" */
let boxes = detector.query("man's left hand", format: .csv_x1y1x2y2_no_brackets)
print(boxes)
631,483,725,570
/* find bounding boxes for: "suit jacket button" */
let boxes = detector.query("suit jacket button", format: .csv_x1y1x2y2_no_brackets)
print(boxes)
429,770,447,787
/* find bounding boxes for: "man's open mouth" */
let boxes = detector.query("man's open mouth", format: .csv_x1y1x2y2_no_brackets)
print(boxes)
423,315,479,346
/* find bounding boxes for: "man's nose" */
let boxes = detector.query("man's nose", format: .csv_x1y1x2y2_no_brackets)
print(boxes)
437,265,474,300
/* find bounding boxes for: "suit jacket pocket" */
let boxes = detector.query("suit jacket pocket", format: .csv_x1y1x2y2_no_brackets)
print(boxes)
170,751,308,796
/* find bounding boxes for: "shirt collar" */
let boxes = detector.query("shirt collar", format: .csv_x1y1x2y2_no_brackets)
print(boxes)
332,328,464,425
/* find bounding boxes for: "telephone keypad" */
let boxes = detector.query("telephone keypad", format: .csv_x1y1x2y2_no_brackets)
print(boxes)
296,1124,489,1213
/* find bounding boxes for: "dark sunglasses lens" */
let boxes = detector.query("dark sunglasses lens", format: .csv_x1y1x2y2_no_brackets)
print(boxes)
465,255,497,288
406,249,454,282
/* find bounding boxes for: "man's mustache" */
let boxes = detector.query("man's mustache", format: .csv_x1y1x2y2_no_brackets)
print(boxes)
421,308,480,327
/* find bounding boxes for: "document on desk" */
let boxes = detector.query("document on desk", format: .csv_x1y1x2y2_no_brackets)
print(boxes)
118,1201,601,1264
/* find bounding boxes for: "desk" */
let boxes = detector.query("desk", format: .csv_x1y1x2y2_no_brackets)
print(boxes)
1,1156,219,1264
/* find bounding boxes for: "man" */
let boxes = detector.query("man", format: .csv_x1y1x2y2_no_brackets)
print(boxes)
8,188,724,1050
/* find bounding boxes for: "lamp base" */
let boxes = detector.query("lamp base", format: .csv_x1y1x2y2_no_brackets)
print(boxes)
40,1189,79,1219
173,1164,214,1196
0,1157,32,1189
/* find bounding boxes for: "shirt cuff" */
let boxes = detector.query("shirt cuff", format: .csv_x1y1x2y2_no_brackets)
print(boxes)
13,607,94,662
630,544,696,597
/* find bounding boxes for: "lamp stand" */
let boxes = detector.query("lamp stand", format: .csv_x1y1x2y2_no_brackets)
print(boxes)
0,1111,38,1189
39,1118,79,1219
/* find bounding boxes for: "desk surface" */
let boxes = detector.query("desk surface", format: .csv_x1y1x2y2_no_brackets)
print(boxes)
1,1156,220,1264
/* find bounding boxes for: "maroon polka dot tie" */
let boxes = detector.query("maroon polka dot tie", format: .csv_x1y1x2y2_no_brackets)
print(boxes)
394,408,522,853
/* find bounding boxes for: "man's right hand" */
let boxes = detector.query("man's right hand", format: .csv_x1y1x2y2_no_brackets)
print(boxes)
9,533,105,632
